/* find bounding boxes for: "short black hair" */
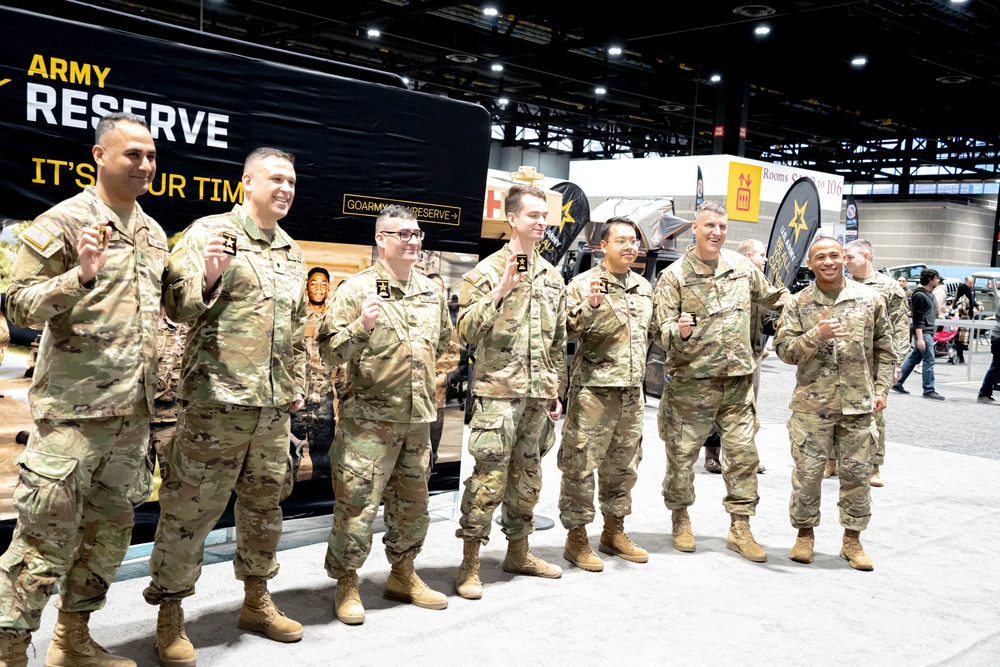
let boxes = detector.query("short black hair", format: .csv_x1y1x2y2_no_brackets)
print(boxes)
919,268,941,286
600,217,641,243
307,267,330,281
95,112,148,145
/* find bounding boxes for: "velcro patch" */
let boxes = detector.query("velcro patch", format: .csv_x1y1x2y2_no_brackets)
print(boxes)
20,223,54,251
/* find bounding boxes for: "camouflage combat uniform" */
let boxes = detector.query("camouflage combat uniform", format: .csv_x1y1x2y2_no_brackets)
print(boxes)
558,265,653,529
290,306,336,479
315,259,452,578
143,205,306,605
0,306,8,370
430,330,462,465
1,187,165,632
151,314,188,461
773,279,894,530
456,245,567,544
851,271,910,466
653,245,787,515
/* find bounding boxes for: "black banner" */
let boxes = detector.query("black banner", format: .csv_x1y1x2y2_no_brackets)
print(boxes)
765,177,822,290
845,194,859,242
0,6,490,252
538,182,591,266
695,166,704,208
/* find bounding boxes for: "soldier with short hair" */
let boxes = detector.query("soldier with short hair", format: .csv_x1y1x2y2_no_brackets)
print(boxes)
0,112,164,667
558,217,653,572
774,237,894,570
316,205,453,624
454,183,568,599
653,200,787,563
144,147,307,666
839,239,911,487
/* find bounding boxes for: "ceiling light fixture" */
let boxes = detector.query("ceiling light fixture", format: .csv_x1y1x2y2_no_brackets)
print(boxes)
497,96,509,107
710,74,721,83
491,63,504,72
936,74,971,84
446,53,478,63
608,46,623,56
733,4,776,17
366,28,380,38
595,86,607,95
483,6,499,16
851,56,867,67
754,25,771,36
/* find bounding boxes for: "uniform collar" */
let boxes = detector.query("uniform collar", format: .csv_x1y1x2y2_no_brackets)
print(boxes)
230,205,292,249
374,258,423,296
501,243,547,279
809,279,856,306
683,244,734,276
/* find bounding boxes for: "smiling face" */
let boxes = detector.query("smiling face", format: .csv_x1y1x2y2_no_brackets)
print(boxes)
93,121,156,209
601,222,640,274
807,238,846,291
376,216,422,267
307,272,329,306
692,209,727,261
843,246,870,278
243,156,295,226
507,194,549,244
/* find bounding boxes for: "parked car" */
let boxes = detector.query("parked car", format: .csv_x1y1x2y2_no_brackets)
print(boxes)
969,271,1000,314
878,263,928,290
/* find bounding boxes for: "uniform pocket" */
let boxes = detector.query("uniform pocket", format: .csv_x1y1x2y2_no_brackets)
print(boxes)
467,412,506,463
334,448,375,508
13,449,79,542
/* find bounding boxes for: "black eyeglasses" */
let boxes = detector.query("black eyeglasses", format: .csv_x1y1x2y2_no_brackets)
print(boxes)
380,230,425,243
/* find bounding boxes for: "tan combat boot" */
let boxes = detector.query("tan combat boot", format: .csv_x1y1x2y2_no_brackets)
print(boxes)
155,601,195,667
0,630,31,667
726,514,767,563
237,576,303,642
823,458,838,478
840,529,875,571
46,610,136,667
334,570,365,625
869,464,884,488
599,514,648,563
455,541,483,600
503,537,562,579
563,526,604,572
671,508,696,553
384,555,448,610
788,527,815,564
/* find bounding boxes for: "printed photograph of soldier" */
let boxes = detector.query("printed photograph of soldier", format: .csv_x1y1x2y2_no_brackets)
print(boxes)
652,199,787,563
316,205,453,625
559,216,653,572
454,182,568,600
773,237,894,570
144,146,307,666
0,112,165,667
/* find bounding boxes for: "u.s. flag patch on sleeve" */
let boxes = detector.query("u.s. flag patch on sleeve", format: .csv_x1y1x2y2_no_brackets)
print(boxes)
20,223,54,251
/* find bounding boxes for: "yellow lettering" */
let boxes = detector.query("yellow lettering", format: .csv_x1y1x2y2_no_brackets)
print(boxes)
31,157,46,183
27,54,47,78
48,159,68,185
210,178,221,202
169,173,186,198
75,163,95,188
69,61,91,86
49,58,68,83
223,179,242,203
149,173,166,196
93,66,110,88
194,176,211,199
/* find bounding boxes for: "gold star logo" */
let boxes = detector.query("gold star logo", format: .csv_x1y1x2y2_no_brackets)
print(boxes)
787,199,810,243
559,199,575,233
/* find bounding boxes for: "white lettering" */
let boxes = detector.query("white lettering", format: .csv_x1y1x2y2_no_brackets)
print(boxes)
90,95,119,127
61,88,88,129
149,103,176,142
25,83,57,124
206,113,228,149
121,98,147,118
178,109,205,144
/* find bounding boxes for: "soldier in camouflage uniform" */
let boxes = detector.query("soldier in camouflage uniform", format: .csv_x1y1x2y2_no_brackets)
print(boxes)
454,184,567,600
316,206,452,625
558,217,653,573
652,200,787,563
836,239,911,487
0,113,163,667
144,148,307,666
151,310,188,477
290,267,336,480
774,237,894,571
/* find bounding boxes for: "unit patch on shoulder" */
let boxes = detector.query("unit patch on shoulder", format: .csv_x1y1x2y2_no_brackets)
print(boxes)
20,223,54,251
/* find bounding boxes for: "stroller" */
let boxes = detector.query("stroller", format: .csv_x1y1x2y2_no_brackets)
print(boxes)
933,325,958,360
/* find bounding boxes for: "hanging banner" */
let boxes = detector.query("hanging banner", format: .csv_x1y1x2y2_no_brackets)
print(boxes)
537,181,591,266
765,177,823,291
845,195,859,242
695,166,704,208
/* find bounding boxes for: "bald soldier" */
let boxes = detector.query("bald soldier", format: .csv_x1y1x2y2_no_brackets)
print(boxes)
653,200,787,563
774,237,893,570
839,239,910,487
145,147,306,666
1,113,164,667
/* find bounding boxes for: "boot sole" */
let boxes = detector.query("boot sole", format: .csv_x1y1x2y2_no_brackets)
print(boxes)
153,644,197,667
563,549,605,571
335,611,365,625
598,544,648,563
840,550,874,571
502,563,562,579
870,479,885,487
788,553,814,564
671,538,696,553
383,589,448,610
455,583,483,600
237,617,303,642
726,541,768,563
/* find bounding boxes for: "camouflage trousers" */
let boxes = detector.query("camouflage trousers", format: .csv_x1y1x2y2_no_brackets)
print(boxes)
143,402,293,605
827,407,886,467
0,415,150,632
660,374,760,515
788,411,876,531
324,419,431,579
456,396,555,545
557,386,643,529
291,399,334,480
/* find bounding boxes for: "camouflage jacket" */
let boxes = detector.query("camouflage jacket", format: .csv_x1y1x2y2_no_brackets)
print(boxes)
653,245,788,380
153,315,188,424
774,279,894,416
566,264,653,388
317,260,452,423
435,329,462,408
458,245,567,399
6,187,166,419
163,205,307,408
852,270,911,363
303,306,335,414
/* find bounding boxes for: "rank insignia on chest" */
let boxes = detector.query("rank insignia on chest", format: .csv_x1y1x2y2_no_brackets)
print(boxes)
376,279,391,299
221,231,238,256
